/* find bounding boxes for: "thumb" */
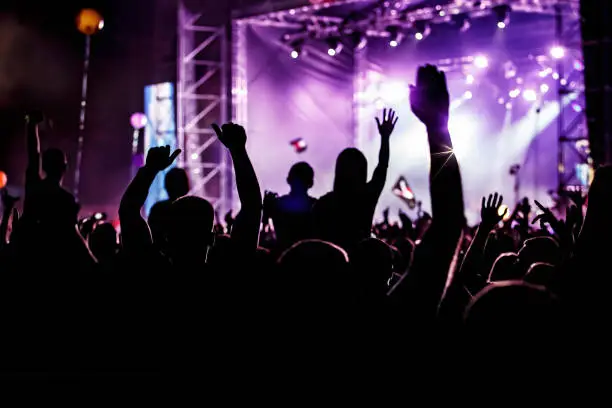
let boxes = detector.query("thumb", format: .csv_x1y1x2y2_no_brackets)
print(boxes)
169,149,182,164
211,123,222,137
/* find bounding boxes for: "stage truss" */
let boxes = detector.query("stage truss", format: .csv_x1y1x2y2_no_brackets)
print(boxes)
177,0,586,213
177,1,231,214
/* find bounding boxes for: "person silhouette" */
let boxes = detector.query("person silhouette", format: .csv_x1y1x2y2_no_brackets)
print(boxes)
264,162,317,250
148,168,190,248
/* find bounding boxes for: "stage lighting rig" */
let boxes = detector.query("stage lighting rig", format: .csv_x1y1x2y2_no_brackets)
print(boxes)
452,13,471,32
326,37,343,56
289,39,304,59
414,20,431,41
387,26,404,47
493,5,511,29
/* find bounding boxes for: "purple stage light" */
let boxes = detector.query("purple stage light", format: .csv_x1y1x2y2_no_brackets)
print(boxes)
509,88,520,99
130,112,147,129
550,45,565,60
463,90,473,100
474,55,489,69
540,84,549,93
522,89,537,102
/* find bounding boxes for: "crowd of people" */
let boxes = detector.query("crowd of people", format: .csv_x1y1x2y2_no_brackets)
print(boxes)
0,64,604,377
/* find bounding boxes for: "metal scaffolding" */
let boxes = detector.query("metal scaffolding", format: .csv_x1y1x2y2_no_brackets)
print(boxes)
554,5,589,195
177,1,231,214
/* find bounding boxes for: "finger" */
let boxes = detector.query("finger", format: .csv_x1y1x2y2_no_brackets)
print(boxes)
211,123,222,137
393,116,399,126
481,196,486,210
376,117,381,128
534,200,546,212
439,70,448,93
487,194,493,208
169,149,182,164
532,214,543,225
498,195,504,208
493,193,498,208
502,208,509,218
383,108,387,121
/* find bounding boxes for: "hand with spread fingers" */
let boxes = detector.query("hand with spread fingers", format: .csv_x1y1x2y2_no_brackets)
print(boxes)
376,108,399,140
481,193,506,229
410,64,450,129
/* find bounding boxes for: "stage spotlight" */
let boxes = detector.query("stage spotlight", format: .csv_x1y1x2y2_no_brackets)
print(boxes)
452,13,471,32
509,88,520,99
523,89,537,102
540,83,549,93
414,21,430,41
498,97,505,105
552,72,560,80
289,39,304,59
550,45,565,59
465,74,475,85
463,90,473,100
505,102,513,110
387,26,404,47
494,5,511,29
474,55,489,69
572,103,583,113
326,38,343,56
352,32,368,51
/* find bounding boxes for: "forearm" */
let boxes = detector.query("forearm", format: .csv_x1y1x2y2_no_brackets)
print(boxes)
119,167,158,251
26,123,41,178
0,208,12,246
229,147,262,250
458,226,491,289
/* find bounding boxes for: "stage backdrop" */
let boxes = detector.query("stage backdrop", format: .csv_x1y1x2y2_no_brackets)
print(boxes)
242,24,355,201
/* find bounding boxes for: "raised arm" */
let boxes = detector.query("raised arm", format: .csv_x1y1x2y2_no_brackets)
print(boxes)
212,123,262,252
399,65,466,319
25,112,43,183
119,146,180,254
368,109,398,198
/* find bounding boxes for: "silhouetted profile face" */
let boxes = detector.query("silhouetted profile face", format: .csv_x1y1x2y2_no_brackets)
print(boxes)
89,223,118,260
167,196,214,255
334,148,367,194
164,168,190,201
287,162,314,191
42,148,67,181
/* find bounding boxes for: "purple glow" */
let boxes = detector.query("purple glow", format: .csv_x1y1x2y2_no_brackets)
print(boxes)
522,89,537,102
291,50,299,59
474,55,489,69
497,21,506,29
130,112,147,129
550,45,565,60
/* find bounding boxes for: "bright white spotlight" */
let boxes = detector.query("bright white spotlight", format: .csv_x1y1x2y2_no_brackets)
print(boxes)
552,72,560,80
509,88,521,99
291,50,299,59
572,103,583,113
498,97,505,104
505,102,513,110
540,84,549,93
497,21,506,29
466,74,475,84
415,32,423,41
550,45,565,60
463,90,473,100
328,48,336,56
390,39,399,47
326,38,343,57
474,55,489,69
523,89,537,102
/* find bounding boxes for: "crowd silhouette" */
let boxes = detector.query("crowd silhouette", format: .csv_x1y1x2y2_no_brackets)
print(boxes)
0,64,601,378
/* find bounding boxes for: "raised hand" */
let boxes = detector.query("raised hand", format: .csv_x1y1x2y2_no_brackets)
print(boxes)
481,193,506,229
409,64,450,129
212,123,247,151
145,145,181,172
376,108,398,139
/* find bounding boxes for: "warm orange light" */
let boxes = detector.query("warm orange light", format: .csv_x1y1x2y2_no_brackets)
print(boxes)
77,9,104,36
0,171,7,189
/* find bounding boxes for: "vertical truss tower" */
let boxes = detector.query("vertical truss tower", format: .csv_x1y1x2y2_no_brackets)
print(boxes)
177,1,231,214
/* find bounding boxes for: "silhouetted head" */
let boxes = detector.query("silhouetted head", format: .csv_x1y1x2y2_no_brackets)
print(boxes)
518,236,561,268
333,148,367,193
164,168,190,201
287,162,314,191
464,280,560,333
488,252,520,282
166,196,214,260
42,148,67,181
350,238,394,300
88,222,118,261
278,239,349,300
524,262,556,287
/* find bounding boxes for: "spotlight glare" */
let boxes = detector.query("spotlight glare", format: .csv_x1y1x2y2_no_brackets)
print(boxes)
552,72,560,80
326,38,342,57
466,74,475,84
494,5,511,29
505,102,513,110
572,103,583,113
509,88,520,99
415,32,423,41
497,21,506,29
463,90,473,100
474,55,489,69
291,50,299,59
540,84,549,93
550,45,565,60
523,89,537,102
498,97,505,104
328,48,336,56
390,39,398,47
